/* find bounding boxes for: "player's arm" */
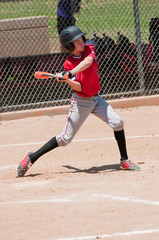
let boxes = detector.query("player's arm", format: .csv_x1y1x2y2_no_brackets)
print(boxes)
56,56,93,92
56,72,82,92
63,56,94,92
65,78,82,92
70,56,94,75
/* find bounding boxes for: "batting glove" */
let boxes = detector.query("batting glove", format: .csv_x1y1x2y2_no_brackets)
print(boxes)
61,71,73,80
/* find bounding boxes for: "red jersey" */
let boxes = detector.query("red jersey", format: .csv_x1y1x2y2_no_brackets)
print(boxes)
63,44,101,97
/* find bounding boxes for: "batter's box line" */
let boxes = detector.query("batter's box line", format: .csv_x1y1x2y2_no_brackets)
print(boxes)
91,194,159,206
0,194,159,207
0,134,159,148
53,228,159,240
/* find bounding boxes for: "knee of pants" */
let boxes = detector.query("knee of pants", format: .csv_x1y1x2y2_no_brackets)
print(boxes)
113,119,124,131
56,136,73,147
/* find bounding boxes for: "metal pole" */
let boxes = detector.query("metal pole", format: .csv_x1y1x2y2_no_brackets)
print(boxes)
133,0,145,91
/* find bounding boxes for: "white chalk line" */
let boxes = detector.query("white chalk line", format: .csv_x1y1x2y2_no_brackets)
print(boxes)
0,134,159,148
0,131,158,240
0,165,16,171
0,133,158,172
11,180,52,187
1,193,159,239
92,194,159,206
54,228,159,240
0,193,159,206
0,198,71,205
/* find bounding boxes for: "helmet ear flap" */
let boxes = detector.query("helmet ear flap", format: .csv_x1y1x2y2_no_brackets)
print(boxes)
66,37,87,52
63,37,86,52
61,35,86,52
61,42,75,52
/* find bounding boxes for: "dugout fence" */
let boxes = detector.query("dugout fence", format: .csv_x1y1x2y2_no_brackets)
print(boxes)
0,0,159,112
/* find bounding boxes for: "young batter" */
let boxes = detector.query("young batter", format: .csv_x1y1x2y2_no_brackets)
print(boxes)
17,26,140,177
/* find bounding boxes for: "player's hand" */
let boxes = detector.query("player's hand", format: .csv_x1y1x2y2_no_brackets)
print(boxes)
55,73,64,82
55,71,73,82
61,71,73,79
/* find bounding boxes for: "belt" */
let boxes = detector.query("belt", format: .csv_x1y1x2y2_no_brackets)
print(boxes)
72,91,99,97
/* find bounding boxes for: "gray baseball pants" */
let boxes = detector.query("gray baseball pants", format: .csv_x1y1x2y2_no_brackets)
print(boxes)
56,92,124,146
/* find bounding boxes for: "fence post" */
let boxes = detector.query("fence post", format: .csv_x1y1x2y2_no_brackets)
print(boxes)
133,0,145,91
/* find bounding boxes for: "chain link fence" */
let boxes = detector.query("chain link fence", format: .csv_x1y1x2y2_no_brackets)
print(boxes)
0,0,159,112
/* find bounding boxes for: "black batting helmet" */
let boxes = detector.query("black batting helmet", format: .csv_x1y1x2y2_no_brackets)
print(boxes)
60,25,86,52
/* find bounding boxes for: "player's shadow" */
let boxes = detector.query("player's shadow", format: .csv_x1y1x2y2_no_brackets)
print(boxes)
63,164,120,174
24,173,43,178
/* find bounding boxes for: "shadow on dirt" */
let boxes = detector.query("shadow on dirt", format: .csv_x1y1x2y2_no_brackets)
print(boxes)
63,164,120,174
24,173,43,178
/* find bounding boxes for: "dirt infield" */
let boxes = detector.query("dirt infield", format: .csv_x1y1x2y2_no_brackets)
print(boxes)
0,103,159,240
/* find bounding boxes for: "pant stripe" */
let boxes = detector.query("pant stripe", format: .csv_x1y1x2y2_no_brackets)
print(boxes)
56,96,76,141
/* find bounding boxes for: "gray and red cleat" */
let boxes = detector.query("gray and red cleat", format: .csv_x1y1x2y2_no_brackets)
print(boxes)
120,159,140,171
17,152,33,177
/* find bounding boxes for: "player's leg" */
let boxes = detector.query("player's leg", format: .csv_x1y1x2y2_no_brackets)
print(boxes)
92,96,123,130
92,96,140,170
17,93,95,177
92,96,127,158
17,137,58,177
56,93,95,146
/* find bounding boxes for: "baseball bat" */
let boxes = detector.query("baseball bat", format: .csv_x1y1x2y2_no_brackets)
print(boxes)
34,71,69,80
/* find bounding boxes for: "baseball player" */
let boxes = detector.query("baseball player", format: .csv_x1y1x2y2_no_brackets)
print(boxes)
17,26,140,177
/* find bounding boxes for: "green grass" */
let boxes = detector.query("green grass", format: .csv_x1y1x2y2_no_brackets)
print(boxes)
0,0,158,43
